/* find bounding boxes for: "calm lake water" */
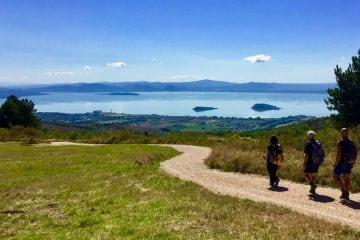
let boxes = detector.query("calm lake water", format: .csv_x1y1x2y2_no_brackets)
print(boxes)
1,92,331,118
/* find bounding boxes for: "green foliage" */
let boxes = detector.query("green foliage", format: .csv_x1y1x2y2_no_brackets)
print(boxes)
0,95,40,128
326,49,360,127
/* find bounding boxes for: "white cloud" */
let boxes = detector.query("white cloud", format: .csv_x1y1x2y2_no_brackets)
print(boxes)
45,71,76,77
243,54,272,63
107,61,126,69
83,65,92,71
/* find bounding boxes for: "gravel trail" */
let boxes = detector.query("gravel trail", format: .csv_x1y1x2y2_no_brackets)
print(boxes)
160,144,360,229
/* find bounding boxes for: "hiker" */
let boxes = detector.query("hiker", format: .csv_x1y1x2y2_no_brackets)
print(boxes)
303,130,325,195
333,128,357,200
263,136,283,187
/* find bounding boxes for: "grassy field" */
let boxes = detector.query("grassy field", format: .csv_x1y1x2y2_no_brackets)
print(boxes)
0,142,359,239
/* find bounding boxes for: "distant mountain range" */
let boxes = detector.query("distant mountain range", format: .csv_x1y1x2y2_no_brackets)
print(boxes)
0,88,46,98
0,80,336,97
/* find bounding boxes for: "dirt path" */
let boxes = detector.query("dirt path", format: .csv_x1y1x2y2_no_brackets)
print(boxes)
160,144,360,229
36,142,103,147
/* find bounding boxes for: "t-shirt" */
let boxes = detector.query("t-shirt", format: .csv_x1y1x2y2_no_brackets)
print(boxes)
267,144,282,164
267,144,275,164
339,137,356,163
304,141,314,163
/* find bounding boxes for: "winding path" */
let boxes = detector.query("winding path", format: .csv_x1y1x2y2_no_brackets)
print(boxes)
44,142,360,229
160,144,360,229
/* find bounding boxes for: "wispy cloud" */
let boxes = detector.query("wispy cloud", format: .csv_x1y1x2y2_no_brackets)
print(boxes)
45,72,76,77
152,58,164,64
83,65,92,71
243,54,272,63
169,75,200,80
107,61,126,69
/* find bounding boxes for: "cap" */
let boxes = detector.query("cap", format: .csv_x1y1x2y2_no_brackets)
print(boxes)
307,130,316,138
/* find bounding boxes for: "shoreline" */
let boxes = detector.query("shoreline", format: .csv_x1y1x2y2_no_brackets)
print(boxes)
36,111,315,132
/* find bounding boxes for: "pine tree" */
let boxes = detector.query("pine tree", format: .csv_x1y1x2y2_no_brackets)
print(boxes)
325,49,360,126
0,95,40,128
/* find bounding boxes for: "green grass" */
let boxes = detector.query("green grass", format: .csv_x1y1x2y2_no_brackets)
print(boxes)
0,142,359,239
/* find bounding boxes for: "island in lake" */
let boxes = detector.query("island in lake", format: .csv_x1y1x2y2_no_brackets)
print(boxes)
102,92,140,96
193,106,218,112
251,103,281,112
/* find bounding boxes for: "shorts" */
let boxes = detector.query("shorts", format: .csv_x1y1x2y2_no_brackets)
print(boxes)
334,163,353,175
304,162,319,173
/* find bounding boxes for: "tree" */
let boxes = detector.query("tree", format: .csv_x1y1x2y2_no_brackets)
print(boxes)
0,95,40,128
325,49,360,127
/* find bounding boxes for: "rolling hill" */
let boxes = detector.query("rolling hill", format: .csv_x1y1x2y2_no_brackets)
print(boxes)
0,80,336,97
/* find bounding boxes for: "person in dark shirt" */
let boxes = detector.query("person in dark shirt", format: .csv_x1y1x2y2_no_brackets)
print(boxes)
333,128,357,200
303,130,325,195
263,136,281,187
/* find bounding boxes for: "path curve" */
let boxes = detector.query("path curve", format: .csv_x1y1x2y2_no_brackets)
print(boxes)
42,142,360,229
160,144,360,229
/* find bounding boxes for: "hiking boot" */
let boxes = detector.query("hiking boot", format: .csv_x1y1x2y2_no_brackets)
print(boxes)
269,178,275,187
340,190,350,201
309,183,317,195
275,177,280,187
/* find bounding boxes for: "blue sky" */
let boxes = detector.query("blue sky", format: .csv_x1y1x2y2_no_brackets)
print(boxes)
0,0,359,84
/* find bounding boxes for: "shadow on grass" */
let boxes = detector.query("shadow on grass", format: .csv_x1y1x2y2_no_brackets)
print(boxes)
267,186,289,192
308,194,335,203
341,199,360,210
0,210,26,215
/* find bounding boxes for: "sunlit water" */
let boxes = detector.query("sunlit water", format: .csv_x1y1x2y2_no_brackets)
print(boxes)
0,92,332,118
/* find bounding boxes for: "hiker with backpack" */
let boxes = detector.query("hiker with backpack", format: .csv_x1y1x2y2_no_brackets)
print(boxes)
333,128,357,201
263,136,283,187
303,130,325,195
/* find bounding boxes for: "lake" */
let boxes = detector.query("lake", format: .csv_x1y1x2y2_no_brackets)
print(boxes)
0,92,331,118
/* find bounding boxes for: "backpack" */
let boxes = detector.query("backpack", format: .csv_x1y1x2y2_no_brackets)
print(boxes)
310,141,325,165
272,144,284,166
342,139,357,164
